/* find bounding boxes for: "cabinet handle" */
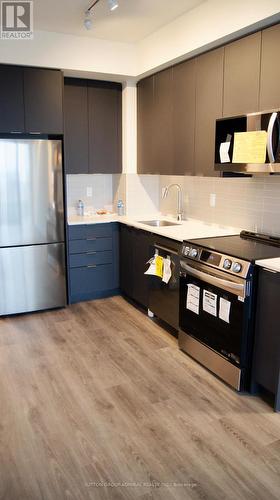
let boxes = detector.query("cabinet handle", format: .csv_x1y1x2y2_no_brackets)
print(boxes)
86,237,97,241
87,265,96,268
10,131,22,134
86,251,96,255
29,132,42,135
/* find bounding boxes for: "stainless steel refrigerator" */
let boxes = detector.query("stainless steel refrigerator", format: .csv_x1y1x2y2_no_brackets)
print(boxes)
0,138,66,315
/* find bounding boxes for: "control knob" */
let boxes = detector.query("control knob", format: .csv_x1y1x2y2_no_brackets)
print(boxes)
232,262,242,273
223,259,232,270
189,248,198,258
184,246,190,256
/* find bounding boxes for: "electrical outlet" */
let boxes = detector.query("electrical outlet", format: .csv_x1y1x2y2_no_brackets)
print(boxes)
209,193,216,207
86,186,92,197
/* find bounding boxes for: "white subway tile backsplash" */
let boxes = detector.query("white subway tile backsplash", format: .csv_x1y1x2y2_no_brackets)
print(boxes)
66,174,113,215
67,172,280,236
159,175,280,235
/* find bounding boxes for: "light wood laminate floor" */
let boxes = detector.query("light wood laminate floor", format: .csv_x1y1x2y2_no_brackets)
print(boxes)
0,296,279,500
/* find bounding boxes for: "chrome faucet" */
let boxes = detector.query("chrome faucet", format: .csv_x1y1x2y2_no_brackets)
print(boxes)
162,184,183,221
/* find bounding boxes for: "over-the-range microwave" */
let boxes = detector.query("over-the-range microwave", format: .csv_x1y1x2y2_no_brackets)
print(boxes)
215,110,280,174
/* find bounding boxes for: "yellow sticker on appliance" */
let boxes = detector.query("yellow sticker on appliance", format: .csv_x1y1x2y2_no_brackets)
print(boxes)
232,131,267,164
155,255,164,278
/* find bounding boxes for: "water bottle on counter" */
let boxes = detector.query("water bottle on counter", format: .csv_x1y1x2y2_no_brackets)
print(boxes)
77,199,85,216
117,200,125,216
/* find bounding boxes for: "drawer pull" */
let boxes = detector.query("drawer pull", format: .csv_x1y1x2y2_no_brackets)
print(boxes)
86,251,97,255
87,265,97,269
86,237,97,241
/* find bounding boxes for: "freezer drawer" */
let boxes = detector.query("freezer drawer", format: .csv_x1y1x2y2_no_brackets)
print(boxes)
0,243,66,315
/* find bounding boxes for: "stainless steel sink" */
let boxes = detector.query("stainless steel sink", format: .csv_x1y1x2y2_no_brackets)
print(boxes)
138,219,181,227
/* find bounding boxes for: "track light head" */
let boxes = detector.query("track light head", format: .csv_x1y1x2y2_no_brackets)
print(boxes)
84,11,92,30
108,0,118,11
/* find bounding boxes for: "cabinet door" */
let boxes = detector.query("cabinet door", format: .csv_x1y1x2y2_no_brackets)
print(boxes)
120,224,134,297
153,68,173,174
137,75,155,174
0,65,25,133
64,79,89,174
173,59,196,175
253,269,280,399
259,24,280,111
88,84,122,173
24,68,63,134
132,229,153,307
223,33,261,116
194,48,224,177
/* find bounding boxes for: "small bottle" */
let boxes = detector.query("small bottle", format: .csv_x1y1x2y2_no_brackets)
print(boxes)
117,200,125,216
77,200,85,216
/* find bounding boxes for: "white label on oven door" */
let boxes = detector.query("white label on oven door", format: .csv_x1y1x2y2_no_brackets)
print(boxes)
186,284,200,315
203,290,217,316
219,297,231,323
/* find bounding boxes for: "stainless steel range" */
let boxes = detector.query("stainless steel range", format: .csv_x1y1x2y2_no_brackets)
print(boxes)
179,231,280,391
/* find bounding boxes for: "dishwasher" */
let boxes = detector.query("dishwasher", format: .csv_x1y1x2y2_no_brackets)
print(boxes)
148,238,180,330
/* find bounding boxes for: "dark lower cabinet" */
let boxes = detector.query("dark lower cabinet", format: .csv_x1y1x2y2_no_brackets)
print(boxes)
0,65,25,133
132,228,154,306
119,224,134,298
252,268,280,411
24,68,63,134
120,224,154,308
68,223,119,303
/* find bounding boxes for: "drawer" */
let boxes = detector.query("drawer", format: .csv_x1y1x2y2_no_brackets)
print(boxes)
68,237,112,254
68,223,112,240
69,251,113,268
70,264,114,295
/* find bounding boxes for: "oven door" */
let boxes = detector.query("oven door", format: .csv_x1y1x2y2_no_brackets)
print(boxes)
179,260,249,368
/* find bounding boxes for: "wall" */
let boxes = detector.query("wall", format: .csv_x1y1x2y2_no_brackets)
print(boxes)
66,174,113,215
113,174,159,217
137,0,280,76
159,175,280,236
0,30,136,80
0,2,279,79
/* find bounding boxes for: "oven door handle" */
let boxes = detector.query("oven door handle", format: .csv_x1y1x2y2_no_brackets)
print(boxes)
181,262,246,298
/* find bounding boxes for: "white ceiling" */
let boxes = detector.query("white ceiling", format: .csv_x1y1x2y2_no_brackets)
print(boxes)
34,0,205,43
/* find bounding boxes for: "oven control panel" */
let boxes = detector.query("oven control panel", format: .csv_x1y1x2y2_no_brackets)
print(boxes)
181,243,250,278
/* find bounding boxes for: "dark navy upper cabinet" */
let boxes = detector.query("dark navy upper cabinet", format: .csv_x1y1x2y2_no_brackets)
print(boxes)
88,82,122,174
64,79,89,174
64,78,122,174
24,68,63,134
0,65,25,133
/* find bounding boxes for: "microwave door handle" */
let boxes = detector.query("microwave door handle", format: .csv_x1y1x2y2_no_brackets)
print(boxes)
181,262,245,298
267,112,278,163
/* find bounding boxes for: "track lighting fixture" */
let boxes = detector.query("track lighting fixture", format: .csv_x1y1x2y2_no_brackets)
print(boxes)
84,11,92,30
108,0,119,11
83,0,119,30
